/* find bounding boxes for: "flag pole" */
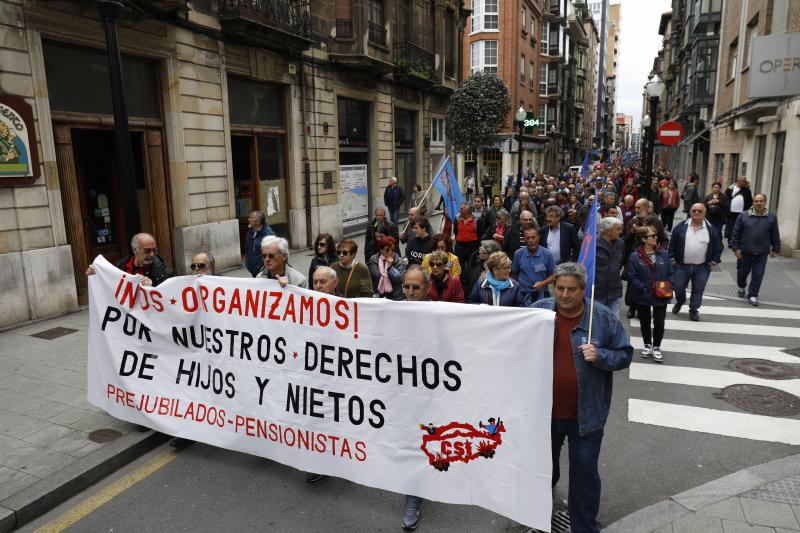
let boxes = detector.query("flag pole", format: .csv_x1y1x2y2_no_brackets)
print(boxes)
587,281,596,343
402,154,448,234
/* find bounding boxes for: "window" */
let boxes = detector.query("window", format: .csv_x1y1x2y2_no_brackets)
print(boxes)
521,7,526,31
445,10,455,77
729,153,739,184
520,55,526,84
539,103,547,135
714,154,725,182
367,0,385,45
470,40,498,73
754,135,766,193
743,16,758,69
471,0,498,32
541,23,549,55
529,60,535,89
727,39,738,80
700,0,722,14
531,18,536,41
692,39,717,102
431,116,445,145
770,132,785,212
539,62,548,95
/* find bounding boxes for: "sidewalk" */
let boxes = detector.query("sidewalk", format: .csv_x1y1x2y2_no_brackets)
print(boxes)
603,453,800,533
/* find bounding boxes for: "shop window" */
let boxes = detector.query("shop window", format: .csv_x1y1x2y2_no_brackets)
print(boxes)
228,76,285,128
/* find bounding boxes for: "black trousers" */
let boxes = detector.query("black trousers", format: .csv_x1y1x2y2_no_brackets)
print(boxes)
637,305,666,347
725,212,742,240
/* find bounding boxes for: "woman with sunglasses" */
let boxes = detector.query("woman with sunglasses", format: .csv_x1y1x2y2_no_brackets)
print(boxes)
627,225,674,363
420,232,461,278
367,236,407,300
426,250,465,303
329,239,373,298
308,233,337,281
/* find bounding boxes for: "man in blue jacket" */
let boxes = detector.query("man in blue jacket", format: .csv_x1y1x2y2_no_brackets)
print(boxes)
532,263,633,533
730,193,781,306
244,210,276,277
668,203,722,321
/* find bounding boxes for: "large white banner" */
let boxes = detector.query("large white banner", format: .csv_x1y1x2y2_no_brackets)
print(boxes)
87,256,555,530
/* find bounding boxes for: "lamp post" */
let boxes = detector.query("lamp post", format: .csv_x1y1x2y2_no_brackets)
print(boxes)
548,124,557,174
641,113,651,169
515,106,526,188
642,75,666,198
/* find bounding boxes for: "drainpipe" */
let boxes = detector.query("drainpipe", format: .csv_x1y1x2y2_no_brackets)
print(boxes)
298,60,313,248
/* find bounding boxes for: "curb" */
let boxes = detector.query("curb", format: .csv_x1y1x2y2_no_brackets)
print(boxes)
602,453,800,532
0,430,168,532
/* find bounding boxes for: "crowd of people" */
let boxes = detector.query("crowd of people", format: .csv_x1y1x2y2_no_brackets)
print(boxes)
86,160,783,533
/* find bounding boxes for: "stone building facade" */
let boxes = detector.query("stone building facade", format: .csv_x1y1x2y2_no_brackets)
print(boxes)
0,0,466,328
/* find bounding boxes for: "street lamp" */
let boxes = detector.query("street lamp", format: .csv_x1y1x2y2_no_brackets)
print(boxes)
548,124,558,174
642,75,665,197
515,106,527,188
641,114,651,163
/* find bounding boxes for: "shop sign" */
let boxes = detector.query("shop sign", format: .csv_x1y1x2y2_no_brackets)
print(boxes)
0,95,40,186
749,32,800,98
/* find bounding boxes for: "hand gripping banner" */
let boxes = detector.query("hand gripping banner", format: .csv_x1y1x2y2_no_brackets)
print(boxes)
87,256,556,530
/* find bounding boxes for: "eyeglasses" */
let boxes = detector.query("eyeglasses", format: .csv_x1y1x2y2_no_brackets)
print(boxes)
337,250,353,256
261,253,279,259
430,262,445,267
646,234,658,238
190,263,207,271
402,283,422,290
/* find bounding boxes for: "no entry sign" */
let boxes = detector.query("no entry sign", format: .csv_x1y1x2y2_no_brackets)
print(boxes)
657,121,685,146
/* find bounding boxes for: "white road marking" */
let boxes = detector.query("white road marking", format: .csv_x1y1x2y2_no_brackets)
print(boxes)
628,336,799,364
629,363,800,396
673,306,800,320
628,399,800,445
629,319,800,338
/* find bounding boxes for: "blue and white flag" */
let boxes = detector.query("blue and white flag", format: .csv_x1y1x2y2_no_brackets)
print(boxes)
579,151,590,178
577,194,597,299
432,156,464,222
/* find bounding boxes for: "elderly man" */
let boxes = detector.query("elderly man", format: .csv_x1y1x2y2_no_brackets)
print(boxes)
383,176,405,224
512,226,556,305
257,236,307,288
189,251,215,275
503,209,540,257
311,265,338,296
668,203,722,320
86,233,173,286
244,210,276,277
595,217,625,315
399,264,431,530
532,263,633,533
540,206,581,264
364,207,399,260
730,193,781,306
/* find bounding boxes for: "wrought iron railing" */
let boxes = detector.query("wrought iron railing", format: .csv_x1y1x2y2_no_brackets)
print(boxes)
336,18,353,38
393,41,435,80
218,0,311,38
368,21,386,46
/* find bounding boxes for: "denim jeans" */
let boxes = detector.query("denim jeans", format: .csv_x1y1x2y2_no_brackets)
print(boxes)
598,297,623,317
737,253,769,297
389,207,400,224
405,494,423,510
673,263,711,313
552,418,604,533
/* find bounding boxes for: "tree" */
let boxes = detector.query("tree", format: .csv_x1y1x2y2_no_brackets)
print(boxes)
445,72,511,154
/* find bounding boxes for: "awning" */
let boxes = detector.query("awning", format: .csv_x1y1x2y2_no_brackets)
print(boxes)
676,125,711,147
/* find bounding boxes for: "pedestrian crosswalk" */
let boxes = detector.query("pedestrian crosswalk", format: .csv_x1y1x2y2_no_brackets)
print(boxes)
624,299,800,445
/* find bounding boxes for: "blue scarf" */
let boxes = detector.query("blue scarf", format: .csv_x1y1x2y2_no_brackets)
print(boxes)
485,271,511,299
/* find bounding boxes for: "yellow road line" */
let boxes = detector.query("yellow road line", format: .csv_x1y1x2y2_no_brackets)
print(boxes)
34,449,180,533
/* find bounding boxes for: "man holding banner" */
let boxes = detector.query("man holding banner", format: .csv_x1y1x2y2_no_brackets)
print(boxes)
532,263,633,533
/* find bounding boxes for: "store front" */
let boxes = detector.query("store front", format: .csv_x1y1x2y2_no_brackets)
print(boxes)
43,41,171,304
337,97,371,234
228,76,289,252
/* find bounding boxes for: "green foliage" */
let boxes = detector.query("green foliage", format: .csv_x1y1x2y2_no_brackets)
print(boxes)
445,72,511,154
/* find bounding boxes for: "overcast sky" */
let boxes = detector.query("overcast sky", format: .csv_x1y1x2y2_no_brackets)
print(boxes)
615,0,672,130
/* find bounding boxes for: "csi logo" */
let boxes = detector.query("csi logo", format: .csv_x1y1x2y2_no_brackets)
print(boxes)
759,57,800,73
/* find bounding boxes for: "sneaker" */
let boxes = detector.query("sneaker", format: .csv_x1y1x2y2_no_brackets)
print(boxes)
169,437,194,450
641,344,653,358
652,347,663,363
306,473,326,483
749,297,759,307
402,506,421,531
689,311,700,321
671,303,683,315
738,288,745,298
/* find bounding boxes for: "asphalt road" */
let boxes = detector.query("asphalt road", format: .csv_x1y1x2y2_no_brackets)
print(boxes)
22,214,800,532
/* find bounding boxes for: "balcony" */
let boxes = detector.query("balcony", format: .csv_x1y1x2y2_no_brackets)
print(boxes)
576,66,586,79
368,21,386,47
547,82,562,99
218,0,312,54
393,41,435,88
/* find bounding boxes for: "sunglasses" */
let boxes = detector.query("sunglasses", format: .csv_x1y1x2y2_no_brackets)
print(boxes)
337,250,353,256
402,283,422,290
317,242,327,248
261,252,279,259
429,262,445,267
190,263,207,271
